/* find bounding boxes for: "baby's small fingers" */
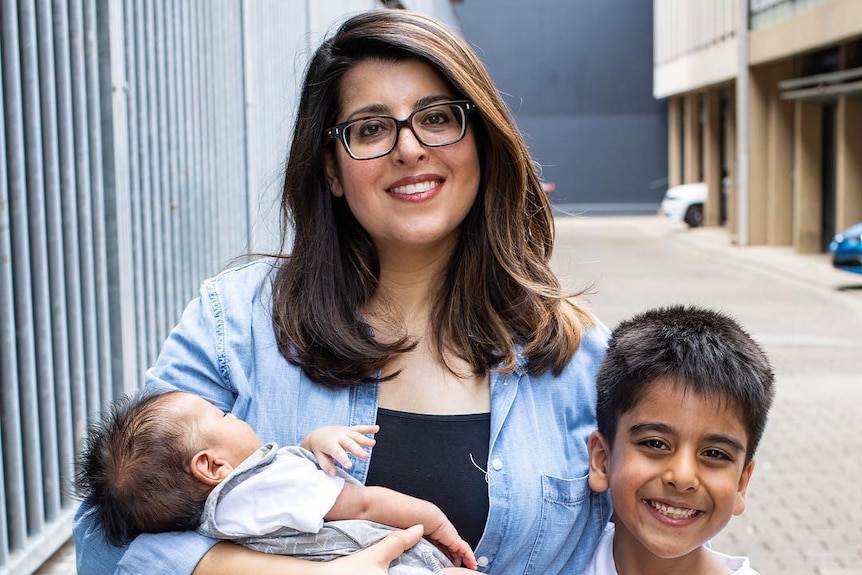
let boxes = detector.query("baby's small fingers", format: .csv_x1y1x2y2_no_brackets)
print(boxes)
349,423,379,432
329,446,354,468
339,435,372,459
350,431,376,448
316,454,339,476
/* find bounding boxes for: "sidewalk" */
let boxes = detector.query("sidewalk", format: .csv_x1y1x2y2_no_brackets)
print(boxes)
32,220,862,575
32,539,75,575
671,223,862,575
675,224,862,294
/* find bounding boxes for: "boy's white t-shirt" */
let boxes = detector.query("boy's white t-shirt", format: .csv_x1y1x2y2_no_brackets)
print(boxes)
213,448,345,536
583,523,761,575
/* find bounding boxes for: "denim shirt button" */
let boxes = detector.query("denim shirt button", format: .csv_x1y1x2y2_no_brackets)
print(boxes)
477,556,489,567
491,458,503,470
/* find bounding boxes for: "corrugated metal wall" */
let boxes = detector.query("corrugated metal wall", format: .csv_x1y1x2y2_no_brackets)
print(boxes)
0,0,300,572
2,1,110,573
0,1,461,572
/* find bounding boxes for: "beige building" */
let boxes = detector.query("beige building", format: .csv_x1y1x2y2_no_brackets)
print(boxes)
655,0,862,251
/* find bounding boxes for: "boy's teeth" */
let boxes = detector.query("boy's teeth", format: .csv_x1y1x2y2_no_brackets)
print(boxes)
648,500,699,519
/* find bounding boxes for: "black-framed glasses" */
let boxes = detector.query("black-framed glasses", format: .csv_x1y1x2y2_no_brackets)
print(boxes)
326,100,476,160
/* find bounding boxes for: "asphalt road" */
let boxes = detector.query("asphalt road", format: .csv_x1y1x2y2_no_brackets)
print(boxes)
552,215,862,575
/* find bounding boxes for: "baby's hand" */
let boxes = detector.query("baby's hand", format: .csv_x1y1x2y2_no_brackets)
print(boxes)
301,425,378,476
425,520,478,570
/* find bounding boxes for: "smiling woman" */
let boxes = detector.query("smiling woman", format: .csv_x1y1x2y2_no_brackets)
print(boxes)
323,58,481,257
74,9,611,575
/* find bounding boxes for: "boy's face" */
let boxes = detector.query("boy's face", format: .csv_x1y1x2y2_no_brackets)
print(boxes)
174,393,262,469
588,379,754,564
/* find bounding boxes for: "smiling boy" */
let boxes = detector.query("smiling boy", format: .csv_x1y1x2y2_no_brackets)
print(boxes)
585,305,775,575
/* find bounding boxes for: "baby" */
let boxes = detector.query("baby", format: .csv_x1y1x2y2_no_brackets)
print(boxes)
76,390,476,574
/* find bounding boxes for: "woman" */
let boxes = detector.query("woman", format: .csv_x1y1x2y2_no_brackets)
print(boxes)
74,9,610,575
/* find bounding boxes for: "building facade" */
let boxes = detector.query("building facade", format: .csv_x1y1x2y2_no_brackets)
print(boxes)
456,0,668,215
655,0,862,250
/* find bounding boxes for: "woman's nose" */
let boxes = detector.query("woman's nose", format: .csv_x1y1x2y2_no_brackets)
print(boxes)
391,125,427,164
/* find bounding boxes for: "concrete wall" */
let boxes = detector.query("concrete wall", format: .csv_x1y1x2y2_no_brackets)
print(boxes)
454,0,668,213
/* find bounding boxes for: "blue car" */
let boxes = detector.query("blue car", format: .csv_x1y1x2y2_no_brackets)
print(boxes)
829,222,862,274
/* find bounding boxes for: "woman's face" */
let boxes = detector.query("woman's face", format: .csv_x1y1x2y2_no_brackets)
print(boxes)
325,58,481,260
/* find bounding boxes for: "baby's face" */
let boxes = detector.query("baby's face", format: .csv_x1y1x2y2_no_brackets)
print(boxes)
174,393,262,468
594,379,754,562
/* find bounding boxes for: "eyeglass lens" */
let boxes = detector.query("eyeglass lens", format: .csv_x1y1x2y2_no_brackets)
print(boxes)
343,102,467,160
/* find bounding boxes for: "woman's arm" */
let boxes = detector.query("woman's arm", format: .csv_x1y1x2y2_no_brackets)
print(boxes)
192,526,428,575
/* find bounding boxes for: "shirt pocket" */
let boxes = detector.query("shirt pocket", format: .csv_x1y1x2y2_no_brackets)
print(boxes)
524,474,609,575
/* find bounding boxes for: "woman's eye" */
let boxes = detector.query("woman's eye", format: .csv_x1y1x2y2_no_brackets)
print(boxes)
421,111,452,126
356,120,389,139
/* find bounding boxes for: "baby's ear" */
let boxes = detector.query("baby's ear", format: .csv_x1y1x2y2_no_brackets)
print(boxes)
190,450,233,486
733,459,755,516
588,431,611,492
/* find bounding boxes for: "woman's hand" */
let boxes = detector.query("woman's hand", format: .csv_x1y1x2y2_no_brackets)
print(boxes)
301,424,379,476
193,525,426,575
320,524,427,575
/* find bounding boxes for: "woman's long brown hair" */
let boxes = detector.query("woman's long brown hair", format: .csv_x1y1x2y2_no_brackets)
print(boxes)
271,9,593,387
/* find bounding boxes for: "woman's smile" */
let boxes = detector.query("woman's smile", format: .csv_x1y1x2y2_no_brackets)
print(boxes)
387,176,444,200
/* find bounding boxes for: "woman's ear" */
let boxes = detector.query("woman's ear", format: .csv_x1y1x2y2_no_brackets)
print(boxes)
190,450,233,487
588,430,611,493
324,150,344,198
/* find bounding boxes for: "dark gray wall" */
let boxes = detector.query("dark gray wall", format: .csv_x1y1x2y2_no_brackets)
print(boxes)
453,0,668,212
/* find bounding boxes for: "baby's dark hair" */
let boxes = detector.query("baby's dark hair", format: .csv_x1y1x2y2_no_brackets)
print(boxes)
596,305,775,463
75,390,212,546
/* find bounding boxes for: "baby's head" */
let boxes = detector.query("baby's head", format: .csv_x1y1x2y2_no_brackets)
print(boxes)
76,390,260,545
589,305,774,559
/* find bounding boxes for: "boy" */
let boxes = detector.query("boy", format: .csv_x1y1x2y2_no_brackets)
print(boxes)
76,390,476,574
585,305,774,575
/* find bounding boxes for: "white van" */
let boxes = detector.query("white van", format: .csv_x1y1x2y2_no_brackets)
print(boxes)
659,182,706,227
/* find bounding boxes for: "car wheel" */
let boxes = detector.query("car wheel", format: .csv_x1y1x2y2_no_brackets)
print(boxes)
684,204,704,228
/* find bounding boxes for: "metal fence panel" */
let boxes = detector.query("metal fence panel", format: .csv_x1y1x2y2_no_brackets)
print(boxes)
0,1,457,572
0,0,282,569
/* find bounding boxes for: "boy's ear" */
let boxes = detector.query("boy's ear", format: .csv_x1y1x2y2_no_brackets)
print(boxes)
588,430,611,492
324,150,343,198
190,450,233,487
733,459,756,516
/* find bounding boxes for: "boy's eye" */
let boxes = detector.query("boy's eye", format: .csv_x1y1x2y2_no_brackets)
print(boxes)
639,438,669,451
702,448,732,461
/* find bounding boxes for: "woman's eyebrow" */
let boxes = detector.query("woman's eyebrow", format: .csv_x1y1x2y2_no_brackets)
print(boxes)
343,103,389,119
344,94,455,120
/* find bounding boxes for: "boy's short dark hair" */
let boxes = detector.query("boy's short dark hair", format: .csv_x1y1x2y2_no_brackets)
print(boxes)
75,390,212,545
596,305,775,463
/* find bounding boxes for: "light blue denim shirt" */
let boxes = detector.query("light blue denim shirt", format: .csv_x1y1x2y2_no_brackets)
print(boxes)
73,259,611,575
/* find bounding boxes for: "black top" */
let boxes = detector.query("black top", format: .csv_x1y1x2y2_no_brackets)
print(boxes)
365,408,491,550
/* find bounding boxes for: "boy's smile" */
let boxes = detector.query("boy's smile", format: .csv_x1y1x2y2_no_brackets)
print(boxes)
589,379,755,570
